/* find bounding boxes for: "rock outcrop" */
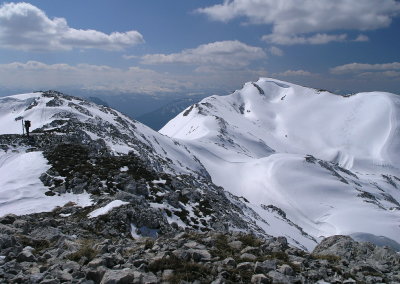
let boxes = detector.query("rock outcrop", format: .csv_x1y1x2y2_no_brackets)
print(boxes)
1,213,399,283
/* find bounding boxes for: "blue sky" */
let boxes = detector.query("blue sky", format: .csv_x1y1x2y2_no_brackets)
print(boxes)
0,0,399,96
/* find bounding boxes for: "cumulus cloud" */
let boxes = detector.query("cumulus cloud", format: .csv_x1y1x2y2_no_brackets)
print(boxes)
275,70,314,77
140,40,266,68
331,62,400,74
268,46,283,56
0,2,144,51
197,0,400,45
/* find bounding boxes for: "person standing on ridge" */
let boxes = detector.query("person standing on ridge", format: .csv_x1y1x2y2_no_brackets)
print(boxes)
24,120,31,137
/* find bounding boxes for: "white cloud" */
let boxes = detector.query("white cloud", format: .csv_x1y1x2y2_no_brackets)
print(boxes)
122,54,139,60
0,2,144,51
263,33,347,45
268,46,283,56
0,61,185,93
357,71,400,78
275,70,314,77
141,40,266,68
354,34,369,42
197,0,400,45
331,62,400,74
0,61,268,94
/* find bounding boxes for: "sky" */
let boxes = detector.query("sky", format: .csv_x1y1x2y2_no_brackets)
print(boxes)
0,0,399,96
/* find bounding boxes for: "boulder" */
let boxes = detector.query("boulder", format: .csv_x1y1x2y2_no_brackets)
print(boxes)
251,273,270,284
17,246,36,262
100,269,136,284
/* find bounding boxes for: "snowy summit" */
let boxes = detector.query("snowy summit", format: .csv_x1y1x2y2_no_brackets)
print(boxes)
161,78,400,250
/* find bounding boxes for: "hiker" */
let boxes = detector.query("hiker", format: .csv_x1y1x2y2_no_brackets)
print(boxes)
24,120,31,137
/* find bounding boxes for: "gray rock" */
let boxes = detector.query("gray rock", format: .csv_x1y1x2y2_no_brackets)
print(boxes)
191,249,212,261
0,234,15,249
343,278,356,283
17,246,36,262
40,279,60,284
276,237,288,246
86,267,107,283
228,240,243,250
251,274,270,284
0,255,6,265
141,272,158,284
222,257,236,267
313,234,400,274
0,223,19,234
184,241,205,249
62,261,80,272
57,270,73,282
100,269,135,284
267,271,293,284
87,258,106,269
237,262,254,270
0,214,16,225
240,253,257,261
211,277,225,284
254,260,277,274
278,264,294,276
172,249,191,261
241,246,259,254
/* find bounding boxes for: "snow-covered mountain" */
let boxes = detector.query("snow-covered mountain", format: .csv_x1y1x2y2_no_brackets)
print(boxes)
1,84,400,252
161,78,400,250
1,90,316,247
0,90,205,176
0,90,207,216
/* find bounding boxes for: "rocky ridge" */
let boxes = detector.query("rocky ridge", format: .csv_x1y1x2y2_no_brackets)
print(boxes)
0,133,267,236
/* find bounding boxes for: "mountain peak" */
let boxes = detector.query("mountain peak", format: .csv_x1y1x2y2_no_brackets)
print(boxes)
160,79,400,250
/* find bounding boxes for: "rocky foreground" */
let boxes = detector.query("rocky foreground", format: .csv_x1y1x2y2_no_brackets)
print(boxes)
1,211,400,284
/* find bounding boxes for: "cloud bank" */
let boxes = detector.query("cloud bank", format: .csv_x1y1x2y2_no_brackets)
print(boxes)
0,2,144,51
140,40,266,68
0,61,268,93
331,62,400,80
197,0,400,45
331,62,400,74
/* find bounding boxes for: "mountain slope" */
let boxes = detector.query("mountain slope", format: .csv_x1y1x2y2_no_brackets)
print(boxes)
160,78,400,250
0,90,318,248
0,90,207,176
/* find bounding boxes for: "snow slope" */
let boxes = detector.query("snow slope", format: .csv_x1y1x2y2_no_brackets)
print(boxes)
161,78,400,250
0,148,92,216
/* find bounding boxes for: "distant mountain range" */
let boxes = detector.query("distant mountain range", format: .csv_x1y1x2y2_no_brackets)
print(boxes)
136,97,204,130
